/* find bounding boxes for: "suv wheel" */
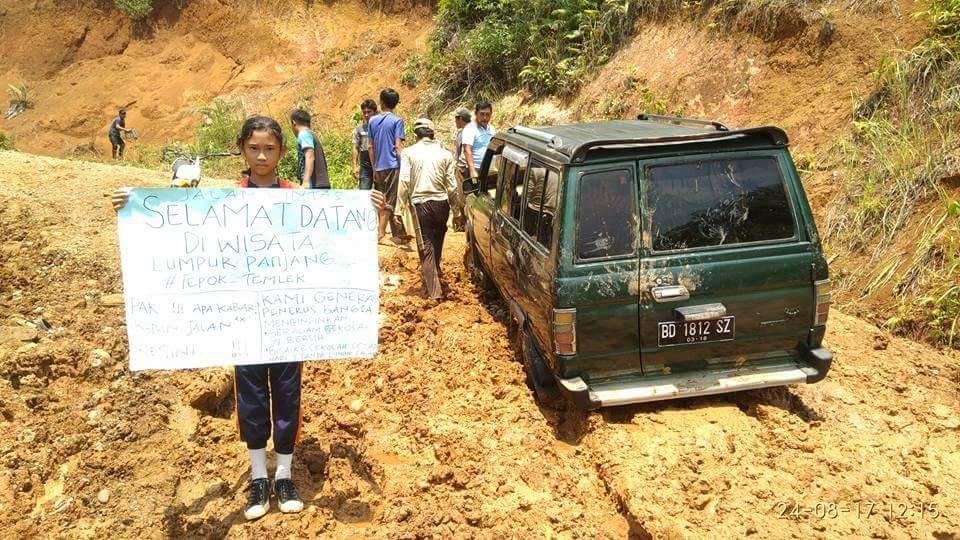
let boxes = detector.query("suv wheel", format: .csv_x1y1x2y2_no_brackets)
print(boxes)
520,326,560,404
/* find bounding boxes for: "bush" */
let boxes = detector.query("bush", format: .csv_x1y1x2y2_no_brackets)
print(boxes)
193,98,246,154
0,131,15,151
428,0,638,101
113,0,154,19
7,84,32,107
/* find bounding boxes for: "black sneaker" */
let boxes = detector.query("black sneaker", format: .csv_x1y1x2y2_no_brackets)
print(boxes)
274,478,304,513
244,478,270,521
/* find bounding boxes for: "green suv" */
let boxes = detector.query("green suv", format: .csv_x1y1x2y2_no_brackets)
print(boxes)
462,115,832,409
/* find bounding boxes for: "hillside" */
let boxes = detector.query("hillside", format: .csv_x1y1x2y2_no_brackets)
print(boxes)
0,0,432,157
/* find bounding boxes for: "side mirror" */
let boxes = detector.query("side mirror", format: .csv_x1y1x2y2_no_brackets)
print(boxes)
462,178,479,195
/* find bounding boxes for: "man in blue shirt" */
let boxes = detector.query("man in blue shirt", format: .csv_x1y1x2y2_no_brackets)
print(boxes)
367,88,410,244
108,109,134,160
289,109,330,189
460,101,495,180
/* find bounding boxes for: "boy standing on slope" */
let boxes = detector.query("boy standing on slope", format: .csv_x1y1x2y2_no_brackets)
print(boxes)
352,99,377,190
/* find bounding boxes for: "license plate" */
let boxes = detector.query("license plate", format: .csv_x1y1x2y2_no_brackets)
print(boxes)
658,316,735,347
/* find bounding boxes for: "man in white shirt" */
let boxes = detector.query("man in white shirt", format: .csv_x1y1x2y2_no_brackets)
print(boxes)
460,101,495,181
398,117,464,301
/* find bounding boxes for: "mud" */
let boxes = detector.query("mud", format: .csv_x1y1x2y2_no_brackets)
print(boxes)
1,151,959,538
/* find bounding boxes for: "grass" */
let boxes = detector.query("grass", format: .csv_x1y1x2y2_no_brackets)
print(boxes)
825,0,960,347
0,132,15,151
113,0,153,19
7,83,32,108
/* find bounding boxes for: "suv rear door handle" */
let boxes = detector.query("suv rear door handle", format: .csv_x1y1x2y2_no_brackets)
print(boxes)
651,285,689,303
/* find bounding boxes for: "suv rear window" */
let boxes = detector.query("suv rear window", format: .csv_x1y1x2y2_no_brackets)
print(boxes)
577,169,637,260
645,157,795,252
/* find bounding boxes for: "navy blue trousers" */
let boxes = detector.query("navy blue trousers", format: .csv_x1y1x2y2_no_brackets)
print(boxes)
234,362,302,454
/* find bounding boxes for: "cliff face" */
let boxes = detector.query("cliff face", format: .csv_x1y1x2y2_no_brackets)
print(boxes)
0,0,432,156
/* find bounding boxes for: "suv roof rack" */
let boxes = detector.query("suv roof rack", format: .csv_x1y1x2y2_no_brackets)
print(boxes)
507,125,564,148
505,120,788,162
565,126,788,162
636,114,729,132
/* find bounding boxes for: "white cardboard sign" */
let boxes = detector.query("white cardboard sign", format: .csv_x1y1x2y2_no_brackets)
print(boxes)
117,188,379,370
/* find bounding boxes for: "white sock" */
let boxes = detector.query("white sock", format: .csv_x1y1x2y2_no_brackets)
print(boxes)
249,448,268,480
275,452,293,480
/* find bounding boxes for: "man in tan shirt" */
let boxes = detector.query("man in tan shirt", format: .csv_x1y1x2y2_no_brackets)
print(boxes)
397,117,464,301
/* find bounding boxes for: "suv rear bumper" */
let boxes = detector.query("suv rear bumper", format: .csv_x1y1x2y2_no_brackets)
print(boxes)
555,346,832,410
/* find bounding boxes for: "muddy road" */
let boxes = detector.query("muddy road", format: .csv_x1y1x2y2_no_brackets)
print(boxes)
0,151,958,538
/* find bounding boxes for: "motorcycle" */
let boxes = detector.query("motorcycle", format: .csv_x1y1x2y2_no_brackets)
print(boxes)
167,150,235,187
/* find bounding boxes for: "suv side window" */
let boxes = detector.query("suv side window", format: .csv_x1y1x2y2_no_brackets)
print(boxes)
538,168,559,248
577,169,637,260
523,162,560,249
645,156,796,251
497,146,528,220
478,149,503,199
523,165,545,238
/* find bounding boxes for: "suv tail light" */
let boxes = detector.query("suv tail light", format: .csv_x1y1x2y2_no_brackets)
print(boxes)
553,309,577,356
814,279,831,326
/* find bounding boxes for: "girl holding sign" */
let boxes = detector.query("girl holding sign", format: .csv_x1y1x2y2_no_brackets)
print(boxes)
113,115,384,521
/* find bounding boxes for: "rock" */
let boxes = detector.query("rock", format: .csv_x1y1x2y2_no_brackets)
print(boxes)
99,294,124,307
349,399,364,412
186,372,234,413
931,404,953,419
97,488,110,503
0,326,39,345
90,349,110,367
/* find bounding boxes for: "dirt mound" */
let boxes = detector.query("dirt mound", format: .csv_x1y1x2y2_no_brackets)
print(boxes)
1,151,959,537
0,0,431,157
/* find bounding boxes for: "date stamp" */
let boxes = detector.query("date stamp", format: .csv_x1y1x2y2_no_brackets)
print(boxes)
774,501,943,521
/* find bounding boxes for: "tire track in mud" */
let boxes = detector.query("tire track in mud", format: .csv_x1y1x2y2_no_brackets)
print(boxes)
568,313,960,539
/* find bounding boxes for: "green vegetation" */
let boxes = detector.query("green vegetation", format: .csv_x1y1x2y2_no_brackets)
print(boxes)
0,132,15,151
423,0,830,106
826,0,960,347
400,53,426,89
427,0,638,101
7,83,33,109
592,73,682,118
113,0,154,20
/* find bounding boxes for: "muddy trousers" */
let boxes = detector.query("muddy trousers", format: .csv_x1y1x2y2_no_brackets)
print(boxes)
415,199,450,300
234,362,302,454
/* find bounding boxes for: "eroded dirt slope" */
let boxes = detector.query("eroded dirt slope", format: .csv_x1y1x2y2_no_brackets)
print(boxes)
0,151,959,538
0,0,431,158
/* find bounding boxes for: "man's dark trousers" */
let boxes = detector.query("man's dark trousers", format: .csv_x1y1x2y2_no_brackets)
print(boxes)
234,362,302,453
414,199,450,300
